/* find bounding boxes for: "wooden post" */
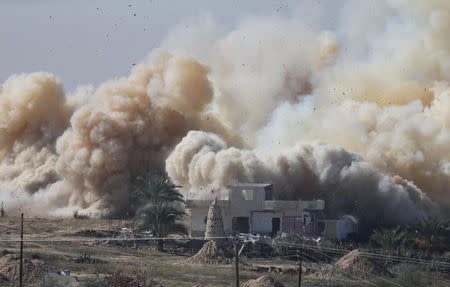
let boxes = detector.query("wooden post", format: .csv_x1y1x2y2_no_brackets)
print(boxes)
234,240,240,287
297,248,302,287
19,213,23,287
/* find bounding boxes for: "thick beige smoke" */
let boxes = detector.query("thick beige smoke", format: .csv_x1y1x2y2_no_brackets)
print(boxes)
0,0,448,223
0,53,237,216
165,0,449,223
0,73,70,209
166,130,437,231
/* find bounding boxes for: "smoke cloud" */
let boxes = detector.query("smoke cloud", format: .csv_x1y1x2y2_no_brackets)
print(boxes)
0,0,448,227
166,131,437,232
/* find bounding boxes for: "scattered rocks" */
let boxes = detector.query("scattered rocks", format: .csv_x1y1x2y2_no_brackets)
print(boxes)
242,275,285,287
42,273,80,287
73,229,116,238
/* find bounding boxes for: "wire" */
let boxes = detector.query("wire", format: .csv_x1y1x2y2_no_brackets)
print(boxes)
270,241,403,286
0,236,233,242
306,245,404,287
1,233,448,268
272,241,450,268
301,250,381,287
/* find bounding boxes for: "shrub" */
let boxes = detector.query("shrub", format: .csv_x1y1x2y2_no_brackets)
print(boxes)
1,202,5,217
73,209,89,219
105,272,160,287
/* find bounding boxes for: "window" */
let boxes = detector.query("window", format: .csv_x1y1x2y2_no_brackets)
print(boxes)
232,217,249,233
242,189,254,200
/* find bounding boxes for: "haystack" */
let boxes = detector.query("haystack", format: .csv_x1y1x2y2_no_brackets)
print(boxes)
318,249,393,280
184,240,233,264
242,275,285,287
204,199,225,242
185,199,233,265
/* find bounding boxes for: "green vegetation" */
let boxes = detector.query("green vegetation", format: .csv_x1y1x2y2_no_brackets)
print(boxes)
369,218,450,256
73,209,89,219
405,217,450,255
1,202,4,217
133,175,187,251
370,226,407,253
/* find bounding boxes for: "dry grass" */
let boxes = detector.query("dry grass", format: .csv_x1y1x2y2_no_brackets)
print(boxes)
0,217,448,287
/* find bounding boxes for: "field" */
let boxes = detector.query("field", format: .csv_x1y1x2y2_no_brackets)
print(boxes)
0,217,449,287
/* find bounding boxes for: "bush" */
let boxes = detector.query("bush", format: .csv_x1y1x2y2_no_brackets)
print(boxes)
73,209,89,219
73,252,103,264
83,278,108,287
105,272,160,287
392,263,446,287
1,202,5,217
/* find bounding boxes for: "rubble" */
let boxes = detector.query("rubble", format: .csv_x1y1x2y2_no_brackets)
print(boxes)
0,253,54,287
242,275,285,287
315,249,394,281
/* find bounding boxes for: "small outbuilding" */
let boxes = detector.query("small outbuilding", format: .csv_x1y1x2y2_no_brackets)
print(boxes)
318,215,358,241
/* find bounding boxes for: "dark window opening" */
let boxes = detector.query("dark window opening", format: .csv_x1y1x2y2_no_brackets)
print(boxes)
317,221,325,235
232,217,249,233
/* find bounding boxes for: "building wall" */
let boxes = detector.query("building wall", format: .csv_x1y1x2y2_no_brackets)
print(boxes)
282,216,314,236
320,219,357,241
323,221,338,239
190,206,302,236
188,184,317,237
190,207,208,237
251,211,283,233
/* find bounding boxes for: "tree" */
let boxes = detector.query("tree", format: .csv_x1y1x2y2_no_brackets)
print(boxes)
370,226,407,255
405,217,450,256
133,175,187,251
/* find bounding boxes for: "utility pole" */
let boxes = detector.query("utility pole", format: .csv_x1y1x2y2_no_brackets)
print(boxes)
297,248,302,287
234,239,240,287
19,213,23,287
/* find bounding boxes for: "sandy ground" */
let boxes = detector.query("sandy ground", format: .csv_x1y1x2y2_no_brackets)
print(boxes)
0,217,448,287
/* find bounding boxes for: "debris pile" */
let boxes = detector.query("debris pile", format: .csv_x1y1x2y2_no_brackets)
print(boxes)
242,275,285,287
252,265,301,275
185,200,233,265
0,254,50,286
73,229,116,238
316,249,394,280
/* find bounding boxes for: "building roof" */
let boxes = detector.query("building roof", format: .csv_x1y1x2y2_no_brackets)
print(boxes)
228,183,272,188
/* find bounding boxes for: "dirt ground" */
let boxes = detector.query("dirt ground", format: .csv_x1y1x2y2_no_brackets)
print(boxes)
0,217,448,287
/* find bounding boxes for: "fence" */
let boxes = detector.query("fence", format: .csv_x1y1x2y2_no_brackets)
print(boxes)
0,215,449,287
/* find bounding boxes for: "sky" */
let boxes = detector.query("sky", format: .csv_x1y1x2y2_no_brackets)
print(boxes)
0,0,339,91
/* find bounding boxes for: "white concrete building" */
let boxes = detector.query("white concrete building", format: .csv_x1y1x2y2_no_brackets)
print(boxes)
186,183,324,237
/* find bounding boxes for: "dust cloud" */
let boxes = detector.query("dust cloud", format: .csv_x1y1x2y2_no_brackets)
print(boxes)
0,0,448,226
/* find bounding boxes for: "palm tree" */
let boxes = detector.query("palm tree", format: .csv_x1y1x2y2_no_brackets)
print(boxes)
405,218,449,256
370,226,407,255
134,175,187,251
134,175,184,206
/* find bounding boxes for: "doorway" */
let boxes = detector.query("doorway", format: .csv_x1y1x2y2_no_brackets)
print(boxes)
271,217,280,237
